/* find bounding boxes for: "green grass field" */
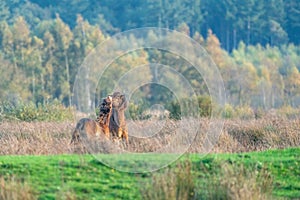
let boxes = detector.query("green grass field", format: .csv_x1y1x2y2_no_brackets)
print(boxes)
0,148,299,199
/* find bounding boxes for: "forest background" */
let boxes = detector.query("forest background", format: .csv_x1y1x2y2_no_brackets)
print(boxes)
1,0,300,115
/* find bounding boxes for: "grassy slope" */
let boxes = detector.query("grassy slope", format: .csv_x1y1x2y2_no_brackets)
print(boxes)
0,155,141,200
0,148,299,199
190,148,300,198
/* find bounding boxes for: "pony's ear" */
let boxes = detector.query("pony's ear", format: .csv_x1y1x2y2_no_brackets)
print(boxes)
119,95,128,109
120,94,125,100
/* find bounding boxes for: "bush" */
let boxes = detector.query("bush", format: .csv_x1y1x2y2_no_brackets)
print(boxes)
223,104,255,119
235,105,254,119
125,95,213,120
167,95,213,120
127,102,151,120
0,100,74,122
277,105,300,119
197,95,213,117
167,100,182,120
223,103,235,118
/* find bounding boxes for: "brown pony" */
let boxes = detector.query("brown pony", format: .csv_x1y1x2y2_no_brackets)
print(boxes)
70,95,112,144
109,92,128,142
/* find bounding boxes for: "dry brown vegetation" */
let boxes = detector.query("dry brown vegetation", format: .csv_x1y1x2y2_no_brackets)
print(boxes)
0,121,73,155
0,176,37,200
141,160,195,200
141,160,273,200
207,163,273,200
0,116,299,155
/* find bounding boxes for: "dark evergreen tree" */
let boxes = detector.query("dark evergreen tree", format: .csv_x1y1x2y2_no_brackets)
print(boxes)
285,0,300,44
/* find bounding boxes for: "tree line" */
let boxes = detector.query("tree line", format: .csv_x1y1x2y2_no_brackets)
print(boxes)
1,0,300,49
0,1,300,109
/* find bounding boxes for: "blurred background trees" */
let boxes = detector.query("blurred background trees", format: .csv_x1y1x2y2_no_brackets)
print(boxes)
0,0,300,111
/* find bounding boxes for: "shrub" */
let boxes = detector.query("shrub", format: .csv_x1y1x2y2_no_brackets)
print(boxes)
222,104,255,119
127,102,151,120
197,95,213,117
235,105,254,119
167,100,182,120
223,103,235,118
277,105,300,119
167,95,213,120
0,100,74,122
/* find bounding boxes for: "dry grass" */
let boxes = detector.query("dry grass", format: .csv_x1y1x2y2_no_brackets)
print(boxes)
55,188,77,200
0,116,299,155
198,163,273,200
127,117,300,154
141,160,195,200
0,121,74,155
141,159,273,200
217,117,300,152
0,176,37,200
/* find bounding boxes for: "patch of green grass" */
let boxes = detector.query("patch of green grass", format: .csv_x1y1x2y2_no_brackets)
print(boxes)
0,155,141,200
0,148,299,199
189,148,300,199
